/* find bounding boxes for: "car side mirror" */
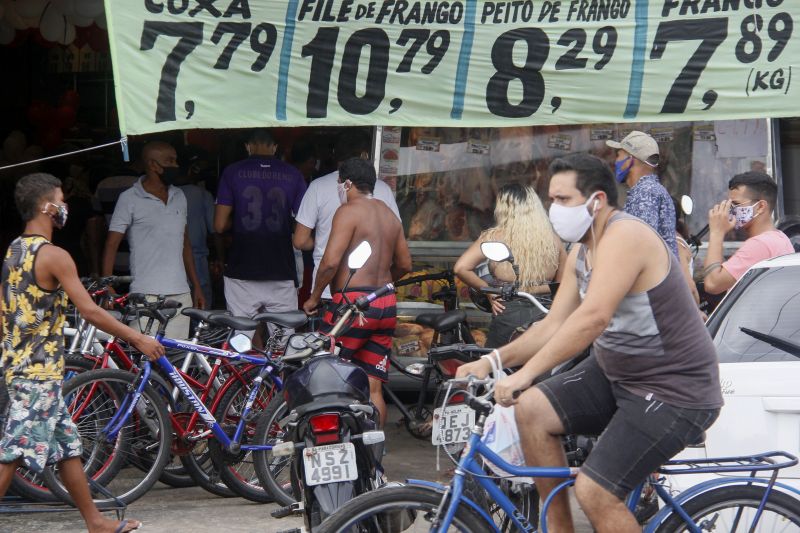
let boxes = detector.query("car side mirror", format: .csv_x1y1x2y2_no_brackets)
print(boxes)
229,333,252,354
348,241,372,270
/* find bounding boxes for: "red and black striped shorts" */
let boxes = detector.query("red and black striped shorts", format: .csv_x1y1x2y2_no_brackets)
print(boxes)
320,288,397,382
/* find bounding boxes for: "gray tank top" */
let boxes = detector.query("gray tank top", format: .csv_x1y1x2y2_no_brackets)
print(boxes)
576,212,723,409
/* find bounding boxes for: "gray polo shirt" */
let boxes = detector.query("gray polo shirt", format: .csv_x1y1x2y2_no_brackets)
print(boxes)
109,177,190,295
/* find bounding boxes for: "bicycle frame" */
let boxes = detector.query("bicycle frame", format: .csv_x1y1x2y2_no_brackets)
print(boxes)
101,335,282,454
431,426,797,533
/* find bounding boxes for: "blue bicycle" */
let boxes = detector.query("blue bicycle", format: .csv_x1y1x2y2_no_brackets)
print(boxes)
318,376,800,532
43,303,285,506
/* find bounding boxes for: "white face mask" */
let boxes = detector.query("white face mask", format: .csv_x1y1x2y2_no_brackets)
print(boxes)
337,181,349,204
548,192,599,243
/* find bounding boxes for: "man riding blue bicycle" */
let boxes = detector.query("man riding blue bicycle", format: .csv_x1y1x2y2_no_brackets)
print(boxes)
458,153,722,533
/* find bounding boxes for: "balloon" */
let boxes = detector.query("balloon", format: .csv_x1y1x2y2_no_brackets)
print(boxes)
66,11,91,26
94,12,105,30
86,24,107,51
39,3,66,42
27,100,52,126
0,20,13,44
74,0,103,19
39,128,62,152
23,144,44,162
60,90,80,108
57,20,75,44
14,0,47,19
5,4,30,29
22,15,38,28
55,105,77,129
51,0,75,16
3,130,27,162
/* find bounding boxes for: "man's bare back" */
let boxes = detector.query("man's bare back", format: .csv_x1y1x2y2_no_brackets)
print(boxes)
330,196,408,291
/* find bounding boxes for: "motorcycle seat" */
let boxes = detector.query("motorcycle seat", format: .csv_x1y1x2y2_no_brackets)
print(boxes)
207,314,259,332
181,308,229,323
414,310,466,333
253,310,308,329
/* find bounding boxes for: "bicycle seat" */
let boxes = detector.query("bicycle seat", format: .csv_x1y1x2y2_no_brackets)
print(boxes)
208,314,259,331
414,310,466,333
181,308,229,323
253,310,308,329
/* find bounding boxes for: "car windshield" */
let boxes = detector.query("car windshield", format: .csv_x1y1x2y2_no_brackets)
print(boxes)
712,266,800,363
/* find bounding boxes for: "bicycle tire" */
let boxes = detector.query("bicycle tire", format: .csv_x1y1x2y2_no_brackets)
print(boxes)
253,395,297,507
179,440,236,497
654,484,800,532
8,356,97,503
208,369,276,503
43,369,172,506
316,484,491,533
158,455,196,488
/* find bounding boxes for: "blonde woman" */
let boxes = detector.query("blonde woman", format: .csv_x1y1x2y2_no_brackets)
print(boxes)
454,183,567,348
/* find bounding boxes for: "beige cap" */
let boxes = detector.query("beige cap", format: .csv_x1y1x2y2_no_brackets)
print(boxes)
606,130,659,167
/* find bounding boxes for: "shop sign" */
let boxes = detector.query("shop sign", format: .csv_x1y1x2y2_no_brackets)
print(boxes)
104,0,800,135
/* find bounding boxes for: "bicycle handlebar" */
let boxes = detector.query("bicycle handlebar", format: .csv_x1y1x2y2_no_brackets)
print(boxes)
355,283,395,310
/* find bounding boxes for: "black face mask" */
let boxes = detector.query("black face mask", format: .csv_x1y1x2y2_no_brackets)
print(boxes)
158,164,181,186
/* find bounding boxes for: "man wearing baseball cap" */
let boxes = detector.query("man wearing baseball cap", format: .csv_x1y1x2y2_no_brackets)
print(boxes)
607,131,678,257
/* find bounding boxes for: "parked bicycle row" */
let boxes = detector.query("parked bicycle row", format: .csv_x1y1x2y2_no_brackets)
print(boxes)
6,240,799,533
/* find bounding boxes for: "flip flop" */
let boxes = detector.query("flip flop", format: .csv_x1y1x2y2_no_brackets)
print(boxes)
114,519,141,533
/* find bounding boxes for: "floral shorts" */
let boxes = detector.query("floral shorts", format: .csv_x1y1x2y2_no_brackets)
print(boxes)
0,378,82,473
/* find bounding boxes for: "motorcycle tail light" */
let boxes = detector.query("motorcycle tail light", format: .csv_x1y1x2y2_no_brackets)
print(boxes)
309,413,340,444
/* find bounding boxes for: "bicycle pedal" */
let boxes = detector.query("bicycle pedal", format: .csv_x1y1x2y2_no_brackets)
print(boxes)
271,501,304,519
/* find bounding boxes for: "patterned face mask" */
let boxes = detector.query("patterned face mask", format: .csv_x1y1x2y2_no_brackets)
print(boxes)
732,201,759,230
43,202,68,228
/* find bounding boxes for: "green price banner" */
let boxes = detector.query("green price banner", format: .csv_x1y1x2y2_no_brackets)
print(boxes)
104,0,799,135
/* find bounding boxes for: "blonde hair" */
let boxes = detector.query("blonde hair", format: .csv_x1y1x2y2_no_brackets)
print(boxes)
481,184,559,290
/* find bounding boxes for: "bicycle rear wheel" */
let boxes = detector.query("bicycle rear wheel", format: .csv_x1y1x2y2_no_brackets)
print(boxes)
316,484,490,533
253,395,297,506
208,369,277,503
43,369,172,506
655,484,800,532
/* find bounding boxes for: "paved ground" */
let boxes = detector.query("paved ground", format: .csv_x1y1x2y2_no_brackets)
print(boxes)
0,406,593,532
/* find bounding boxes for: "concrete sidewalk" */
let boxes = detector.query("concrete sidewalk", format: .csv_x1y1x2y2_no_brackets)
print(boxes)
0,406,593,532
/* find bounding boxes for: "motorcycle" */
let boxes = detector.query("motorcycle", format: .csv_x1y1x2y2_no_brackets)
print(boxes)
260,241,393,531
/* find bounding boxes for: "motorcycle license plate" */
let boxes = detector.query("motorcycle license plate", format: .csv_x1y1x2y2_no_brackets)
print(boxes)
302,442,358,486
432,405,474,445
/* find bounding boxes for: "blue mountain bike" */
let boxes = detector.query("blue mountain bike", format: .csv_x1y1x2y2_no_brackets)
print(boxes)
318,376,800,532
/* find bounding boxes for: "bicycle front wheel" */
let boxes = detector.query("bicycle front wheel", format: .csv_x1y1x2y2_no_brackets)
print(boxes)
316,484,491,533
43,369,172,506
655,484,800,532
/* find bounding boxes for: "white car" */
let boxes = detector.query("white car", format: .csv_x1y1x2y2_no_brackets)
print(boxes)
671,252,800,493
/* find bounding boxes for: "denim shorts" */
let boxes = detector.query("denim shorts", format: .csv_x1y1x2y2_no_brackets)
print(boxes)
537,355,719,499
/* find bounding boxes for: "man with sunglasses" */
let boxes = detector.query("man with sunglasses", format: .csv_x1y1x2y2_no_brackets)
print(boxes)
703,171,794,294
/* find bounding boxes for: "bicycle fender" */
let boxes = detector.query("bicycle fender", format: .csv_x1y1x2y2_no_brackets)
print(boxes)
644,476,800,532
406,479,500,532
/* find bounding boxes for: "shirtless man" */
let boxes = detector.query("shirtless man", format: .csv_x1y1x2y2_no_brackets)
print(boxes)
303,158,412,427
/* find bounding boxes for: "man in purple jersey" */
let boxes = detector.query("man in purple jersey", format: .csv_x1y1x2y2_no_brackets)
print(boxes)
214,129,307,339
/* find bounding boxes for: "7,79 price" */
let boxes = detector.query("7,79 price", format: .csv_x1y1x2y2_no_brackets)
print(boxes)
140,20,449,123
